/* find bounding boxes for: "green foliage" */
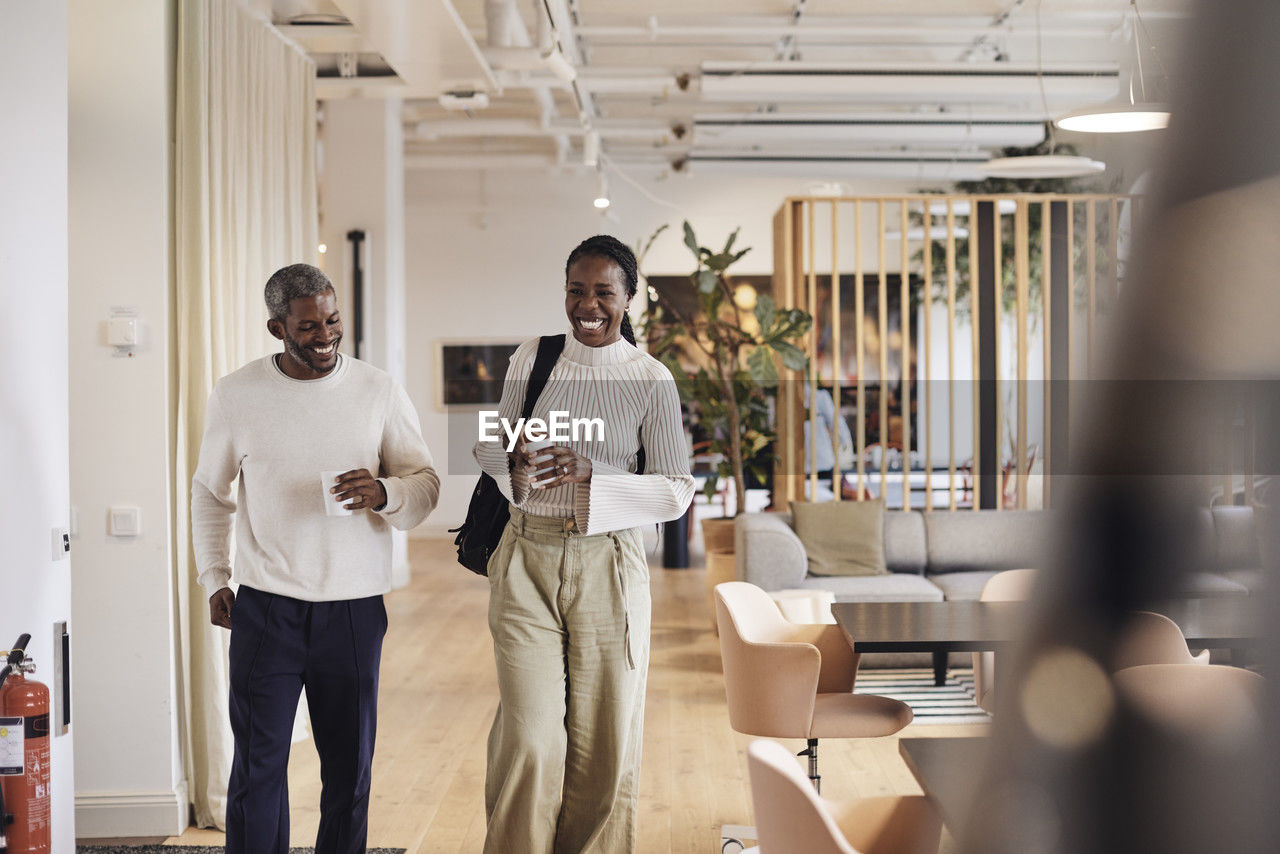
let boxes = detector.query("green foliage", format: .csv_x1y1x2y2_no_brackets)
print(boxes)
912,140,1124,319
643,221,813,515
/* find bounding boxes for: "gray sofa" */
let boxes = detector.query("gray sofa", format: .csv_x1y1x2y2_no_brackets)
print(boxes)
735,506,1259,605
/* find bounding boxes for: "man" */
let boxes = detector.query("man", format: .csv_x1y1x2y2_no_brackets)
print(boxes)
191,263,439,853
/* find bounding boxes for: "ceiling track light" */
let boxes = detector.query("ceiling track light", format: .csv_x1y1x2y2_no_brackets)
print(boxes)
438,91,490,111
542,46,577,83
593,172,611,209
583,129,601,167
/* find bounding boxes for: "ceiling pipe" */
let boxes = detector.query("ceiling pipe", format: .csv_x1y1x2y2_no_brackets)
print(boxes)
698,61,1118,104
410,118,671,142
483,0,569,164
404,152,991,181
573,20,1114,42
538,0,603,170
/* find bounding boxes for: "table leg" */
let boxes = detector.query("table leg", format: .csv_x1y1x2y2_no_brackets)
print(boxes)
932,650,948,686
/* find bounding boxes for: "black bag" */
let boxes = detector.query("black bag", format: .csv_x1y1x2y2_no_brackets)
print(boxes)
450,335,565,575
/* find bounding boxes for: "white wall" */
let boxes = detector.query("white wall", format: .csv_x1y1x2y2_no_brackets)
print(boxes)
403,166,914,533
319,97,412,583
0,1,76,850
67,0,186,837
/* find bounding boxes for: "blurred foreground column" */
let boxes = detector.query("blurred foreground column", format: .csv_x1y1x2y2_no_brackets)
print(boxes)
963,2,1280,852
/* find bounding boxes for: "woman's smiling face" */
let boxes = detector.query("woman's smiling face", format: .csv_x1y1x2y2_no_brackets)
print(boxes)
565,254,630,347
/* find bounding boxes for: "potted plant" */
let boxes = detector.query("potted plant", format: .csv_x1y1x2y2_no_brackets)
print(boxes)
644,222,813,555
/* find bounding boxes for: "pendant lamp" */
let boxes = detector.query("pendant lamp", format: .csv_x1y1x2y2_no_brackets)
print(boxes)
1056,1,1170,133
978,153,1106,179
979,1,1107,179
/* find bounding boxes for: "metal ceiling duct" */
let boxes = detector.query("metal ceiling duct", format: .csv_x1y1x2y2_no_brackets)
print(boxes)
699,61,1119,104
692,114,1045,147
685,150,990,181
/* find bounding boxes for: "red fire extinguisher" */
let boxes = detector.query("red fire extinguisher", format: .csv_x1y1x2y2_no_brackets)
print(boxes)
0,634,51,854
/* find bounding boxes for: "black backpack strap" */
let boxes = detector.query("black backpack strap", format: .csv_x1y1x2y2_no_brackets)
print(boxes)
522,334,565,419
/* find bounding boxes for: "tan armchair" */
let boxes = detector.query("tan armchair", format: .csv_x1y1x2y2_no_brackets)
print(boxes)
747,739,942,854
972,568,1037,713
1112,610,1211,670
715,581,913,793
1112,663,1263,737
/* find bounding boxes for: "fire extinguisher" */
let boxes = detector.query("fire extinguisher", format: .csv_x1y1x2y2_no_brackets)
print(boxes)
0,633,51,854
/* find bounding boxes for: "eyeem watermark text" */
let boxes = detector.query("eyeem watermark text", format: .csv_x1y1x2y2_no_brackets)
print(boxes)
478,411,606,451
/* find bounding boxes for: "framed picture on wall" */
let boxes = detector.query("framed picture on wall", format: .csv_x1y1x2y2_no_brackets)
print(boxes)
436,339,522,408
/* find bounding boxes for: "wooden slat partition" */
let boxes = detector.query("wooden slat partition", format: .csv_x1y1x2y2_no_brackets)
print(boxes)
900,200,911,513
1041,200,1052,508
993,200,1004,511
1014,200,1030,509
946,199,957,511
831,201,842,499
806,201,818,499
970,196,980,511
1087,200,1097,376
922,201,933,510
855,203,866,498
878,200,889,496
770,193,1153,512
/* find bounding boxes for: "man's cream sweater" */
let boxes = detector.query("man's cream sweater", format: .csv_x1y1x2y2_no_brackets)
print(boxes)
192,354,439,601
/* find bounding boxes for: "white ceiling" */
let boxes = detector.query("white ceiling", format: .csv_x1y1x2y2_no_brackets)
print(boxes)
271,0,1192,181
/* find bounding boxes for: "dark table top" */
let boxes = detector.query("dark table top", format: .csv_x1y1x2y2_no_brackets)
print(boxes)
899,737,990,832
832,597,1260,653
832,600,1027,652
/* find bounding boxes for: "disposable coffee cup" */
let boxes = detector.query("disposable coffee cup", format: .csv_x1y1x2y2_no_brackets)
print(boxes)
321,470,353,516
525,440,558,488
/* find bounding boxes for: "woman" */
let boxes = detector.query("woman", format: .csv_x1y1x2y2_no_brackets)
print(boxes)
473,235,695,853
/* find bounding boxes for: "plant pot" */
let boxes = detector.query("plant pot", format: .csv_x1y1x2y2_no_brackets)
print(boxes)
701,517,736,554
705,548,737,634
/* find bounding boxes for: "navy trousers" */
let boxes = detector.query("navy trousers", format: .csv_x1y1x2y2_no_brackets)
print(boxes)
225,585,387,854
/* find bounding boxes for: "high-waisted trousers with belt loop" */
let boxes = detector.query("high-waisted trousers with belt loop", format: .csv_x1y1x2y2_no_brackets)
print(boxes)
484,505,651,854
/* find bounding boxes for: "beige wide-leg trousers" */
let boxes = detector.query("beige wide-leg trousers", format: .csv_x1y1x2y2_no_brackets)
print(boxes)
484,506,651,854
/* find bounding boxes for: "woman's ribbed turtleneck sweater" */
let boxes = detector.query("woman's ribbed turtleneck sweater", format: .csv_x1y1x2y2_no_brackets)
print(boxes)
473,333,695,535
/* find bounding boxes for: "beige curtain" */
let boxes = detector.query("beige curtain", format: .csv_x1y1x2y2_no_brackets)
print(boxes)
174,0,317,828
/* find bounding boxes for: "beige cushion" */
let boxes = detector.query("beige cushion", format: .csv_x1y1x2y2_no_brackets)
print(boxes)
791,499,888,577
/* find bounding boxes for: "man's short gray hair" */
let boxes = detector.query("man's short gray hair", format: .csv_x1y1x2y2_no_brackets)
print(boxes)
264,263,335,321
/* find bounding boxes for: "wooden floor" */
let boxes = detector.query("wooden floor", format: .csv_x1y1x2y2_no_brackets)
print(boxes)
166,536,984,852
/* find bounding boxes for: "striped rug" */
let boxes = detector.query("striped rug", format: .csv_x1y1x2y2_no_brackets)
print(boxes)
855,667,990,725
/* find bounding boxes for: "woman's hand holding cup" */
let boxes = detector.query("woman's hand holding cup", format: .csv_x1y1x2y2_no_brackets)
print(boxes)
531,444,592,488
523,440,558,488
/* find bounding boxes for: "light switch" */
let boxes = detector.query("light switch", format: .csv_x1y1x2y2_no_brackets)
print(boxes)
108,505,141,537
107,317,137,346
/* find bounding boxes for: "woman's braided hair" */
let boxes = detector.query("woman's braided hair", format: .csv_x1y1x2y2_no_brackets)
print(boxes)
565,234,639,345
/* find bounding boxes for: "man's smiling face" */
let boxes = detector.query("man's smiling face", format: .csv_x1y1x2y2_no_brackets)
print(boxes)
269,290,343,379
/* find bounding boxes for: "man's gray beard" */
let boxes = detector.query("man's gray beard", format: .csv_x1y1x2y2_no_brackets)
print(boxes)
283,334,339,375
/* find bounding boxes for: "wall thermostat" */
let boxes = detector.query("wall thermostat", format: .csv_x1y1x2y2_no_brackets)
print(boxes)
107,305,141,356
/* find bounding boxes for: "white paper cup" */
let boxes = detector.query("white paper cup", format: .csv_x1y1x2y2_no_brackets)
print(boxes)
525,440,558,488
321,470,353,516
